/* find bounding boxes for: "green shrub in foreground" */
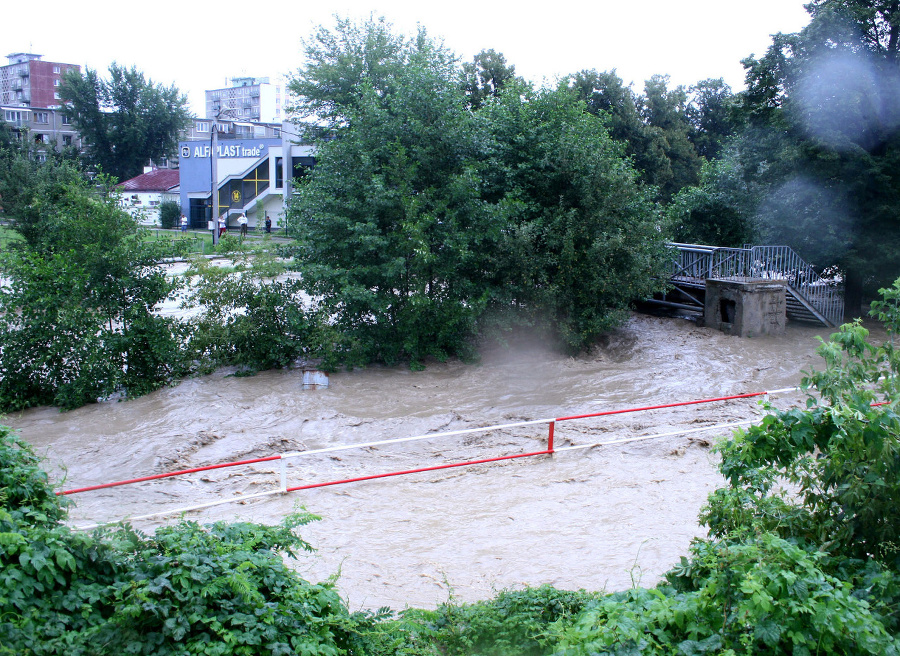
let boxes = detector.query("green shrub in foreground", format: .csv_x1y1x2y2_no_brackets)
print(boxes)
0,425,356,655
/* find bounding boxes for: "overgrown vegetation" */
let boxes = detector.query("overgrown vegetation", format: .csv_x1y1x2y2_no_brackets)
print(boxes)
286,18,672,366
0,425,356,655
0,151,325,412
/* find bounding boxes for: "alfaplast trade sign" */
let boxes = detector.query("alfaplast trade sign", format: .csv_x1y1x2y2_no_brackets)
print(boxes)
181,143,266,159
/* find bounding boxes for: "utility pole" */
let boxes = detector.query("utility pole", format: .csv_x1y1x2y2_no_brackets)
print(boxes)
210,123,220,246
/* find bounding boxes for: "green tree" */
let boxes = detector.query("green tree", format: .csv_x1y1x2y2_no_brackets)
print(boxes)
686,77,739,160
461,49,519,110
288,30,489,366
60,64,191,182
562,70,702,201
288,15,455,129
0,172,184,411
727,0,900,318
158,200,180,229
666,146,761,246
478,83,670,348
561,70,666,190
638,75,703,200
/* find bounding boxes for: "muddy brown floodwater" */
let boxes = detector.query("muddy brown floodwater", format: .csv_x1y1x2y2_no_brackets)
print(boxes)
6,313,837,610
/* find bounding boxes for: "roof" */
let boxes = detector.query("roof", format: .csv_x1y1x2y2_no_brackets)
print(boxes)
119,169,180,192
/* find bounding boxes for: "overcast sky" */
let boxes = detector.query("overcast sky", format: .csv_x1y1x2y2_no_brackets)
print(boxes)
6,0,811,116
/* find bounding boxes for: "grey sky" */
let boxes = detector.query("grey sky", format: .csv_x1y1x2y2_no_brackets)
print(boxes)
6,0,811,115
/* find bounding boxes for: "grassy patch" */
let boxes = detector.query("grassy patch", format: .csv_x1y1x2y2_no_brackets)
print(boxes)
0,224,23,250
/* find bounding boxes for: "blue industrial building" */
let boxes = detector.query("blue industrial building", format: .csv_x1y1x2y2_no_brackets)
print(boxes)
177,129,314,230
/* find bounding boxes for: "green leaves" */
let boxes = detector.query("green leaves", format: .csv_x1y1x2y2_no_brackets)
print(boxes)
0,429,356,656
0,170,183,412
288,22,671,364
59,64,191,182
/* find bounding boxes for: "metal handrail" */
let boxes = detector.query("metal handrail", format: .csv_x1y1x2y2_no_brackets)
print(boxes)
669,244,844,327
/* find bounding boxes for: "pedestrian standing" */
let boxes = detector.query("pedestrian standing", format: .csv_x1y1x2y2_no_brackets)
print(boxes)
238,213,248,237
218,215,227,238
264,216,271,233
180,214,188,232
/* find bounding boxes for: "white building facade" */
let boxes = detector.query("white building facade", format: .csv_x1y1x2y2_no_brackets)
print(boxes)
204,76,285,123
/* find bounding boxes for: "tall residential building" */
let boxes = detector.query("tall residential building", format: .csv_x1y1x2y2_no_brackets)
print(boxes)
0,53,80,108
205,76,284,123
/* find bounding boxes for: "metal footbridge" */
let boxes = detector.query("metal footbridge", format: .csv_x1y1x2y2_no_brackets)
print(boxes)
662,243,844,328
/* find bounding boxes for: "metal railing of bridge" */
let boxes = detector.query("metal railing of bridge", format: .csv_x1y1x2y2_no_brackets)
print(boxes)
669,243,844,327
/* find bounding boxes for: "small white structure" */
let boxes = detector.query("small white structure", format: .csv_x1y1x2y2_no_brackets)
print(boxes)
118,168,180,225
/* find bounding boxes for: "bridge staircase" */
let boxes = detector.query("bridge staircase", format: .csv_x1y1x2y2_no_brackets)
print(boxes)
663,243,844,328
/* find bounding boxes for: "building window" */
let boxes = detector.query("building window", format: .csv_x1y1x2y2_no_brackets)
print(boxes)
54,79,60,87
196,122,209,132
34,111,49,123
53,66,60,74
54,92,60,100
61,114,71,124
63,135,72,146
34,133,47,145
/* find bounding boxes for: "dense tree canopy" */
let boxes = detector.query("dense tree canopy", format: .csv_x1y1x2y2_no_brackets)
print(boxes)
561,70,708,201
287,18,670,365
700,0,900,316
0,167,183,411
288,16,455,128
60,64,191,182
461,48,519,110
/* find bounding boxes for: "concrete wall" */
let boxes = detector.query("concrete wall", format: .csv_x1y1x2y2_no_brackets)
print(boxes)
704,279,786,337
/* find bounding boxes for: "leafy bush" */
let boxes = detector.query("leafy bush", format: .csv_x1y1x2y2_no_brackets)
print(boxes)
701,301,900,568
554,534,898,655
158,200,180,229
0,426,357,655
426,585,597,656
182,255,337,375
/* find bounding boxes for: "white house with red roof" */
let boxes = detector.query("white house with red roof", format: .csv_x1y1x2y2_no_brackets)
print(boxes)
118,168,180,225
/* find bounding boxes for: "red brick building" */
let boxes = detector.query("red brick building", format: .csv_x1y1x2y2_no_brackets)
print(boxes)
0,53,80,108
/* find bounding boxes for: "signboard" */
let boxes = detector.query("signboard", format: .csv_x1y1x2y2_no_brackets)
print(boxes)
182,143,267,159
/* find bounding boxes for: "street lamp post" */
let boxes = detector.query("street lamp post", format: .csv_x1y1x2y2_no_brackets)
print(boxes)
210,122,220,246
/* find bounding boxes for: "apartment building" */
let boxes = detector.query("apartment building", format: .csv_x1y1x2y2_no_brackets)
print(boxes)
1,53,80,108
2,105,82,157
205,76,285,123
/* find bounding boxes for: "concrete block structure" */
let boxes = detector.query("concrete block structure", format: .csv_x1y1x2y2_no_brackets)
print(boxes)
704,279,787,337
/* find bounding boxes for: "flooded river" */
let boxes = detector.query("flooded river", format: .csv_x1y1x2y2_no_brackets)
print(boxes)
5,313,835,610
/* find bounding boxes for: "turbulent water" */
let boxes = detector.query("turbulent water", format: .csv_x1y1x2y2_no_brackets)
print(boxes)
6,313,836,610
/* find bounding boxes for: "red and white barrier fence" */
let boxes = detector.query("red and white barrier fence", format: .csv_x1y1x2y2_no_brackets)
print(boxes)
60,388,802,527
